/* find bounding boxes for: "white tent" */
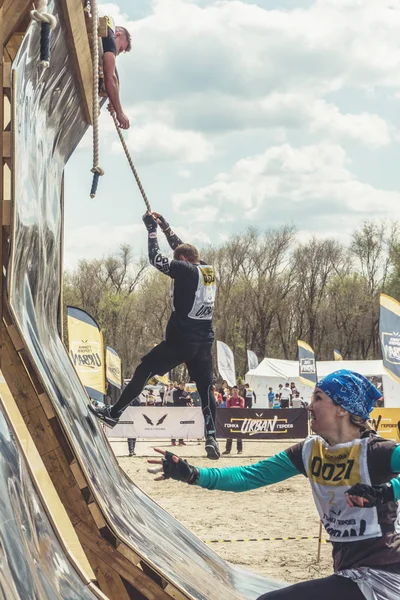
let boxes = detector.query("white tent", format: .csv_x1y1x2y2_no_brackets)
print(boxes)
246,358,400,408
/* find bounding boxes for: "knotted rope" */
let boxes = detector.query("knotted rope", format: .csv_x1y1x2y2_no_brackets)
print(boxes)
89,0,104,198
30,0,57,70
111,112,151,212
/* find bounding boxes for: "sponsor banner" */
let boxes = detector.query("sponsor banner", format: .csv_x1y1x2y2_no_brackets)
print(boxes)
369,408,400,442
247,350,259,371
333,349,343,361
380,294,400,384
106,346,122,389
106,407,204,439
297,340,317,387
67,306,105,403
216,408,308,440
217,340,236,387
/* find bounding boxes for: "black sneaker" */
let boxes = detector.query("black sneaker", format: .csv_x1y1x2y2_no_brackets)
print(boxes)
88,402,119,428
205,436,220,460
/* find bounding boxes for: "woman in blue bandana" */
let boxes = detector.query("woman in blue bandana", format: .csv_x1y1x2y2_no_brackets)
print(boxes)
148,369,400,600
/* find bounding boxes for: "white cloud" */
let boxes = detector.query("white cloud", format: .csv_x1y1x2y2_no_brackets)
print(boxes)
173,142,400,231
64,222,144,269
111,121,214,163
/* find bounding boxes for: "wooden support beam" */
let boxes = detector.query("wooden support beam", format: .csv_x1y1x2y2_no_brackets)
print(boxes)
3,0,32,45
2,131,10,157
59,0,93,125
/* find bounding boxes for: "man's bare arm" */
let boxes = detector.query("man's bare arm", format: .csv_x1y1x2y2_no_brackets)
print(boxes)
103,53,129,129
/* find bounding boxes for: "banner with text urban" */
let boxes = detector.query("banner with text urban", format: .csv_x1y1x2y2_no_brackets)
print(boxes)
216,408,308,440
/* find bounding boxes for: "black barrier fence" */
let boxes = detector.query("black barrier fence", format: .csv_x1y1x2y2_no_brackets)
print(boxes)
216,408,308,440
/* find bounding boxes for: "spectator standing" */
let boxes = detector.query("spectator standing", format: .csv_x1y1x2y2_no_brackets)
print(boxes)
223,386,245,455
159,385,165,404
172,383,190,446
292,392,302,409
218,380,230,405
127,396,141,457
280,383,292,409
146,390,156,406
214,385,223,407
267,387,275,408
273,393,281,408
290,382,298,397
164,383,176,406
243,383,256,408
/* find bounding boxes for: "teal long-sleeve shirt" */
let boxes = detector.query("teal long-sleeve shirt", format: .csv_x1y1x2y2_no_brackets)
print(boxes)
197,446,400,500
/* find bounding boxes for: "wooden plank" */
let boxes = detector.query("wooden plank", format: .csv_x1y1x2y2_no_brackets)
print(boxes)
39,392,56,419
83,546,130,600
1,323,41,414
59,0,93,124
2,131,9,157
70,458,87,490
0,373,96,584
78,522,172,600
3,62,10,88
3,0,32,45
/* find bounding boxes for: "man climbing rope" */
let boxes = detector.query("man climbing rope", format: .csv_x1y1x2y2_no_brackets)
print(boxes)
101,16,131,129
89,212,220,460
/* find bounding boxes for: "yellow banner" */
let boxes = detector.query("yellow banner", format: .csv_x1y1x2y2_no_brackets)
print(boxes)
106,346,122,389
67,306,105,402
369,408,400,442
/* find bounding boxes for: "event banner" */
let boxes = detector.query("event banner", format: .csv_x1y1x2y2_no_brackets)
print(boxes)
107,407,204,439
217,340,236,387
380,294,400,383
106,346,122,389
297,340,317,387
369,408,400,442
247,349,259,371
67,306,105,403
333,349,343,361
216,408,308,440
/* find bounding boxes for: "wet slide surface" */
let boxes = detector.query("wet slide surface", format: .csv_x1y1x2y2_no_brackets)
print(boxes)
0,377,101,600
8,2,284,598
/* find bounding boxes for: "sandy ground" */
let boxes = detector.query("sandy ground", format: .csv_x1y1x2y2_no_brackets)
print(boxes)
117,439,333,585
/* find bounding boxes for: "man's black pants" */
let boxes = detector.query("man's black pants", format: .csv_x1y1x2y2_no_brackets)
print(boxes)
110,340,217,437
256,574,364,600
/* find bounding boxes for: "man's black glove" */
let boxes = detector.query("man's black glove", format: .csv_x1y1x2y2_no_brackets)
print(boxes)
346,482,394,507
142,213,157,232
162,451,199,485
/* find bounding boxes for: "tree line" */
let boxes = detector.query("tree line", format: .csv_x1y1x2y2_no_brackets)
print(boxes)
63,220,400,379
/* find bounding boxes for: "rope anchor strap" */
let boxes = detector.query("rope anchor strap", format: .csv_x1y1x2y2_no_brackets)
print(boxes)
30,1,57,69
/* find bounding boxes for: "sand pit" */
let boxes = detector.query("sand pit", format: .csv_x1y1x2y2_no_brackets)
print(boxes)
118,439,333,585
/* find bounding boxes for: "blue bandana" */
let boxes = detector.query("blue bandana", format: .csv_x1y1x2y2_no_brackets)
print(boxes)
316,369,382,420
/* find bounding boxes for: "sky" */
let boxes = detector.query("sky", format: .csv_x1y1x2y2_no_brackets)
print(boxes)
64,0,400,270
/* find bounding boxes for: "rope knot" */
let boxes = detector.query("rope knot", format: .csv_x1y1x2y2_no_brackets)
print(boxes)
30,9,57,29
91,166,105,176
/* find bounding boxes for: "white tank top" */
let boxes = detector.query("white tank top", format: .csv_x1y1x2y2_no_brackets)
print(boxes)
302,435,382,542
188,265,216,321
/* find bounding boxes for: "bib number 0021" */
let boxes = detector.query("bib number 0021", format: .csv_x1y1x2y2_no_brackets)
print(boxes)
311,456,355,482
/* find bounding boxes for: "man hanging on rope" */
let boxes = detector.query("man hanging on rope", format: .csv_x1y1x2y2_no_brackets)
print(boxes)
101,16,131,129
89,212,220,460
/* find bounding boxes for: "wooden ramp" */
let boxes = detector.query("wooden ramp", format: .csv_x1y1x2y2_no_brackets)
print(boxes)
0,2,284,598
0,372,107,599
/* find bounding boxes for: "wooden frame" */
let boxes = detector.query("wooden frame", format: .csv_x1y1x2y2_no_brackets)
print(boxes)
0,3,189,599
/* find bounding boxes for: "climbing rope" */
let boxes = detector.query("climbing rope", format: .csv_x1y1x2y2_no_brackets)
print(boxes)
111,112,152,212
30,0,57,70
89,0,104,198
